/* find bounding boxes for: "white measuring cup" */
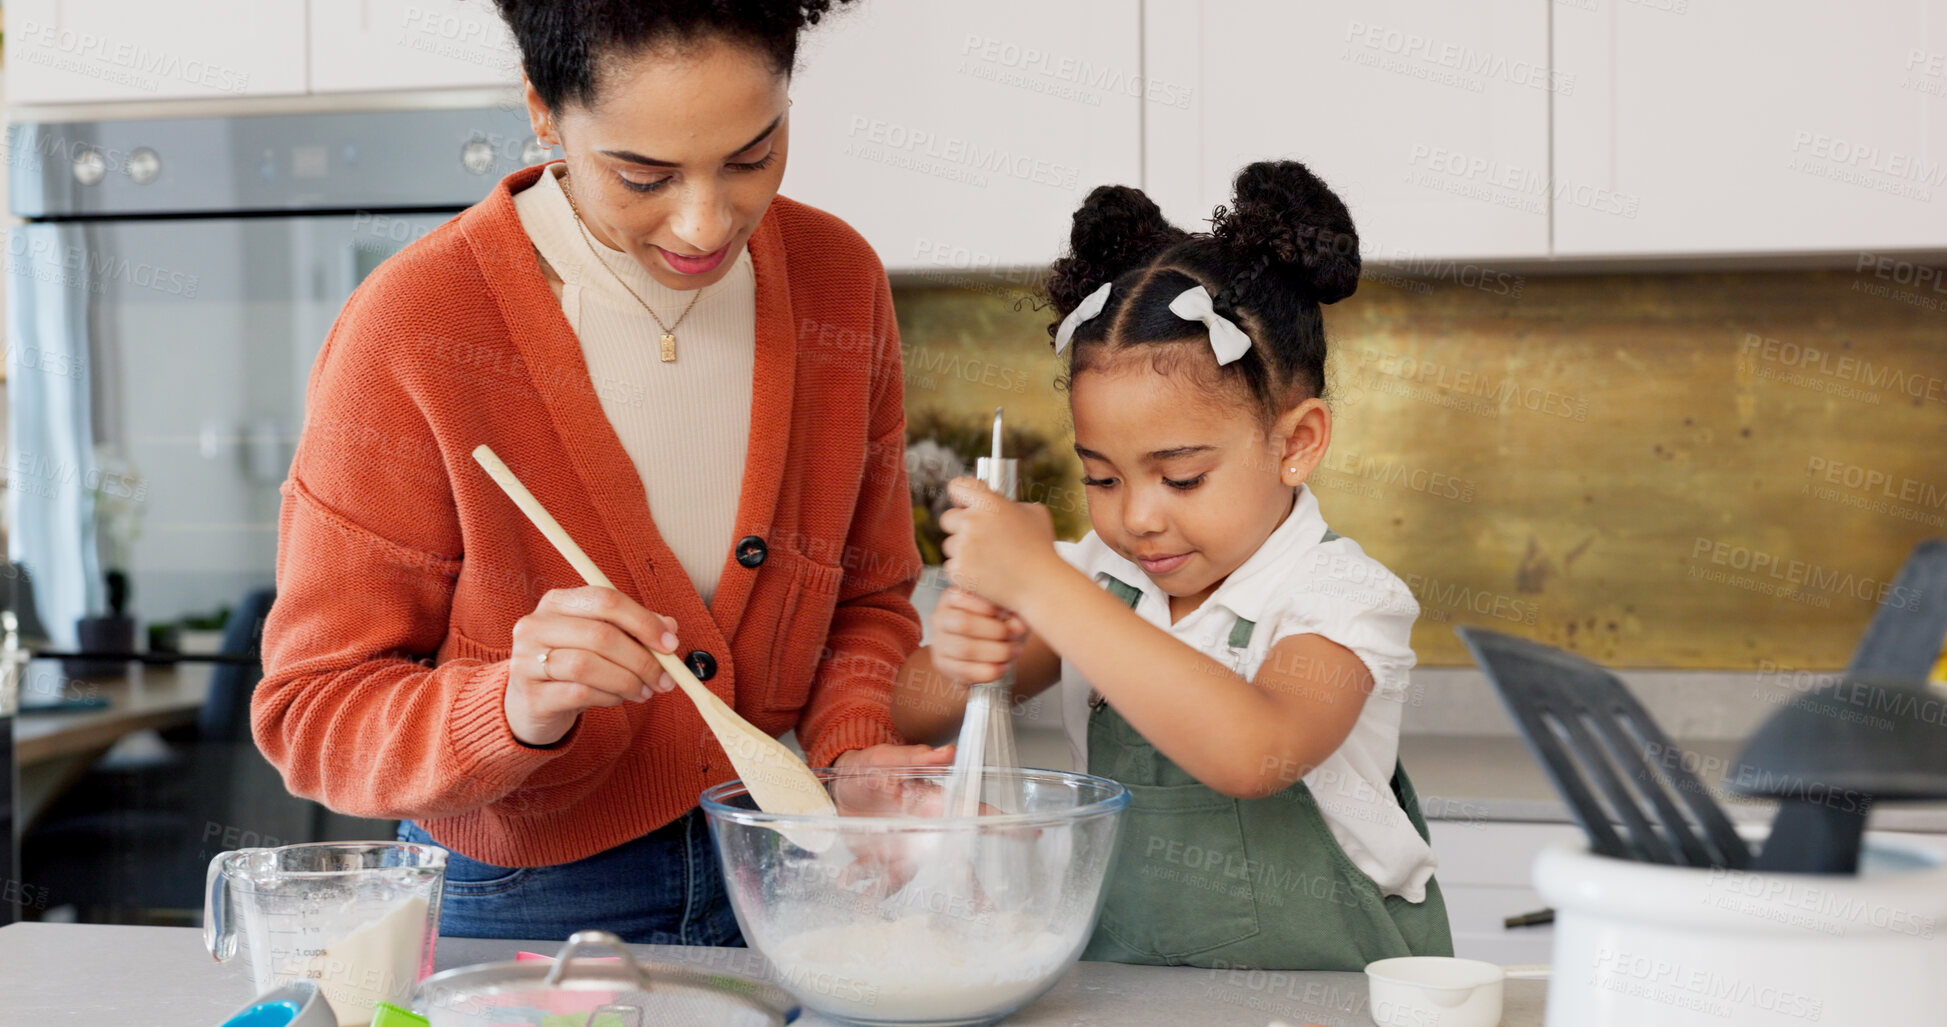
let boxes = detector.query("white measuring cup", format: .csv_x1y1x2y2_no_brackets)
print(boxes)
206,842,447,1027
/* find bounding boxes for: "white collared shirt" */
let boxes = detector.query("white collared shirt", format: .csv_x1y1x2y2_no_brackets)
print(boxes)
1055,485,1438,901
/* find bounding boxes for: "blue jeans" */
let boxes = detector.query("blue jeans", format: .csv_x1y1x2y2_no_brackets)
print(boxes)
397,809,743,946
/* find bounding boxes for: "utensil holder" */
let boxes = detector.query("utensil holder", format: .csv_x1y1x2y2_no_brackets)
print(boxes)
1533,828,1947,1026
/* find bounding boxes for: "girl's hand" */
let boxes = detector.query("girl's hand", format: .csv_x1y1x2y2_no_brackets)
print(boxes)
929,588,1028,687
940,477,1061,610
504,586,680,747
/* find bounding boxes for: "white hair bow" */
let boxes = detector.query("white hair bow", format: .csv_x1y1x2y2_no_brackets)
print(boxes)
1053,282,1113,355
1167,286,1252,366
1051,281,1253,366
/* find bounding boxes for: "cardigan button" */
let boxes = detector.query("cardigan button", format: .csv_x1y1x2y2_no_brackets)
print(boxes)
734,535,768,568
686,649,718,681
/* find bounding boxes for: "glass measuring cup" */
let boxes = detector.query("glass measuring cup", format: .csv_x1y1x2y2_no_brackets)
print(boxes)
206,842,447,1027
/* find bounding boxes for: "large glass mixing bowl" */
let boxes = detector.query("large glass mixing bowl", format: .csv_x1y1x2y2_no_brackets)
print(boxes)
701,766,1128,1027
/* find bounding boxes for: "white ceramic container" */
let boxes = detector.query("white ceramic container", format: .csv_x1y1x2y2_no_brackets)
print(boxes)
1533,831,1947,1026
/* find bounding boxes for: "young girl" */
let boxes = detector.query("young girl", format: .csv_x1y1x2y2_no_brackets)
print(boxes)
893,161,1452,971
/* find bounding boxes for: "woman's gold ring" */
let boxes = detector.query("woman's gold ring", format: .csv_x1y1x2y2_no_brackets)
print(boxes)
539,648,553,679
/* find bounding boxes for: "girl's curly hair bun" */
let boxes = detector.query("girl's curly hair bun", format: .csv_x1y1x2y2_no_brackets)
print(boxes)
1212,160,1361,305
1046,185,1188,320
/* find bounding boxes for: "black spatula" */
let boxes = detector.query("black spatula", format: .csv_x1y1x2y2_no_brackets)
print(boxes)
1731,674,1947,873
1458,626,1752,869
1735,540,1947,875
1843,540,1947,681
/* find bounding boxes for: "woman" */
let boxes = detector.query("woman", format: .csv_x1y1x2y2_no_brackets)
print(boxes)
252,0,944,945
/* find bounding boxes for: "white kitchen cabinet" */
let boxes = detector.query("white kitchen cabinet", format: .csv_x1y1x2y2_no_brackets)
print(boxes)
310,1,522,94
1554,0,1947,256
1142,0,1552,265
783,0,1143,273
1427,820,1578,965
3,0,306,103
1430,820,1584,888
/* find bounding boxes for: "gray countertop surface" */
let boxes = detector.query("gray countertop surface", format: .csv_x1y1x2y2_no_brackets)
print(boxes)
0,922,1547,1027
1007,721,1947,834
1396,733,1947,833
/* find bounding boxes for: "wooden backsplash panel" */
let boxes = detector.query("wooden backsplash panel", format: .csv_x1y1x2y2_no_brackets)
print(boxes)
893,268,1947,668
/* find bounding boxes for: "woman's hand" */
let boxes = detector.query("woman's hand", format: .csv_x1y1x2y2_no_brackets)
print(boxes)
828,742,956,845
940,477,1062,611
828,742,954,812
505,586,681,747
929,588,1028,688
832,741,955,773
829,742,1024,900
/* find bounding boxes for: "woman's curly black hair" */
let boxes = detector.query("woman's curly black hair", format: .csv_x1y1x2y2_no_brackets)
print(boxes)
493,0,856,109
1046,160,1360,418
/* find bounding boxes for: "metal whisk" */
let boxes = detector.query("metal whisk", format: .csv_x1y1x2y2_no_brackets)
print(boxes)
945,408,1024,818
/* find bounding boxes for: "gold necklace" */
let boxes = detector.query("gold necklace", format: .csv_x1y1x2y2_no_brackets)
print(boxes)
560,170,705,363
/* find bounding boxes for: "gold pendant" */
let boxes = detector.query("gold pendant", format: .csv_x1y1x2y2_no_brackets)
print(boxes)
660,332,677,363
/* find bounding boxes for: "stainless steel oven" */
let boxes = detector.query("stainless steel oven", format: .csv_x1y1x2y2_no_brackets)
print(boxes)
3,106,551,917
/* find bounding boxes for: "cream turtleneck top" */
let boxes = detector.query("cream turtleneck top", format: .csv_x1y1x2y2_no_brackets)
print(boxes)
512,163,756,605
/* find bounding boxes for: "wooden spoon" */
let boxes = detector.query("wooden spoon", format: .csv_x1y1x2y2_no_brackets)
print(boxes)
471,445,837,833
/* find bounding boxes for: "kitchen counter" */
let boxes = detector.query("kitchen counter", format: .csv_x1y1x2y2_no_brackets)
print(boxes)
1401,733,1758,824
0,922,1548,1026
1398,733,1947,833
1007,718,1947,834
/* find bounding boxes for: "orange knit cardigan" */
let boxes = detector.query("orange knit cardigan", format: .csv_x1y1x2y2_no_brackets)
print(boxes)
253,164,921,866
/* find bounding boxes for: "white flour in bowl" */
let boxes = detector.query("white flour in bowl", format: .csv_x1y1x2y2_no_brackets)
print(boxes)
762,913,1079,1022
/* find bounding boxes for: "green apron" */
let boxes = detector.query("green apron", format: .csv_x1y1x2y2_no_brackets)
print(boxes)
1080,567,1453,970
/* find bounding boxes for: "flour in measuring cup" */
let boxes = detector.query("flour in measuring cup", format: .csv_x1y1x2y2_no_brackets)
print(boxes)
300,896,429,1026
764,913,1077,1021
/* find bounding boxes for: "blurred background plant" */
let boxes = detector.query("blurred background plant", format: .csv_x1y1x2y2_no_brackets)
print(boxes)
87,444,145,616
905,409,1087,564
